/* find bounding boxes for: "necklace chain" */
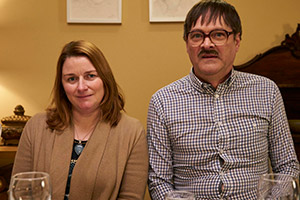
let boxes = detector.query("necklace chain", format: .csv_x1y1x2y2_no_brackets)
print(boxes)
74,124,97,141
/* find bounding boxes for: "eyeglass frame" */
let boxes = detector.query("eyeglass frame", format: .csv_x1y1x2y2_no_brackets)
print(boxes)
187,29,234,47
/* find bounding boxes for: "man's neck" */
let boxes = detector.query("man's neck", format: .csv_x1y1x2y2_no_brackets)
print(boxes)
193,67,233,89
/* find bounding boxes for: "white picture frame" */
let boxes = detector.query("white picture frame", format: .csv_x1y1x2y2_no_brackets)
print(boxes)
149,0,199,22
67,0,122,24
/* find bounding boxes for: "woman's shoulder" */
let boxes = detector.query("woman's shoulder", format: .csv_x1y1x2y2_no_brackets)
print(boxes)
24,112,48,130
21,112,53,142
110,113,146,146
115,113,144,132
117,112,142,125
27,112,47,123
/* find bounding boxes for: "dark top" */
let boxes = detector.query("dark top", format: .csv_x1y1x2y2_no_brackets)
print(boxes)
64,139,87,200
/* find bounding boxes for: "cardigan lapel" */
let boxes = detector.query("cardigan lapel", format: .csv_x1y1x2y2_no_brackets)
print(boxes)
69,121,111,200
49,127,74,200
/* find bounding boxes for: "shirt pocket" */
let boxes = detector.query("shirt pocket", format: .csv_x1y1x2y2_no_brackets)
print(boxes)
226,116,270,162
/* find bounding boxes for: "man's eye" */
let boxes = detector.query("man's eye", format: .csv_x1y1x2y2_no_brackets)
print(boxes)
191,33,203,39
213,32,226,38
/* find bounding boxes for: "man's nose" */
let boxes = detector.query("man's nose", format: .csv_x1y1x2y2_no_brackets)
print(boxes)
201,36,215,49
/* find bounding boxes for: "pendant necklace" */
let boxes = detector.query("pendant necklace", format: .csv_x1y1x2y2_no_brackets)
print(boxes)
74,126,95,156
74,140,85,155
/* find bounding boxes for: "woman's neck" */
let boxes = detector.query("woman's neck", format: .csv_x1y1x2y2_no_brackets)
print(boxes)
72,110,101,140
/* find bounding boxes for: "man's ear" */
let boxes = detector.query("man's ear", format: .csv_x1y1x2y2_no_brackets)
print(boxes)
235,33,241,51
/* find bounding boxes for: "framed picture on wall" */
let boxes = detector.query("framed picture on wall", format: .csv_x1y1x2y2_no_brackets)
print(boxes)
67,0,122,23
149,0,199,22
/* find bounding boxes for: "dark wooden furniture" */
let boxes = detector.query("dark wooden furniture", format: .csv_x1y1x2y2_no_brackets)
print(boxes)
234,24,300,162
0,146,17,199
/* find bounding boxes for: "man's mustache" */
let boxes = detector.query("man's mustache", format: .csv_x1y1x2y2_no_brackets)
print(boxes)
198,50,218,57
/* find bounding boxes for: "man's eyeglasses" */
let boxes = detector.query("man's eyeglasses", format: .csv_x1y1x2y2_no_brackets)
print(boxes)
187,29,234,47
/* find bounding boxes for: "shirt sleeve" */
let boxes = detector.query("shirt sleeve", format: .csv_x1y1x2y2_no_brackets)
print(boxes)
268,84,300,177
147,95,175,200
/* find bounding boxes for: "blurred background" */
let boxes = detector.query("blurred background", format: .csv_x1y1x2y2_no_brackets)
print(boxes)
0,0,299,199
0,0,299,125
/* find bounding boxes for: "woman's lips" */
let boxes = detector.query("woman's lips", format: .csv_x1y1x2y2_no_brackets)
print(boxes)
77,94,92,98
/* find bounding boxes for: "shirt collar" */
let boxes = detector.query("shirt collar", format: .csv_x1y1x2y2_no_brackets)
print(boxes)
189,67,237,92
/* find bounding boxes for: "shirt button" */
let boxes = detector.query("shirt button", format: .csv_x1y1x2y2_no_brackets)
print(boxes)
220,172,224,177
220,149,224,154
215,94,220,99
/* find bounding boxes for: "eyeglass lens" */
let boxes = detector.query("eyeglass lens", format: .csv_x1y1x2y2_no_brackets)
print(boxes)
188,30,230,46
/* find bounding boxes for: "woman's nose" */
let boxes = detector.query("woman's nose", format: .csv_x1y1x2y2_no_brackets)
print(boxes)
77,77,88,91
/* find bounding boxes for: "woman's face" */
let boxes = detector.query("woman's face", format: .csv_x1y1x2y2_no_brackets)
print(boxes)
62,56,104,115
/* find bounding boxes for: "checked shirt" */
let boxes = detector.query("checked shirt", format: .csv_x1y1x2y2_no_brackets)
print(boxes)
147,69,299,200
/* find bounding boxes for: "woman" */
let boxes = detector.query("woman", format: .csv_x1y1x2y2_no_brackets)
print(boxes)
12,40,149,199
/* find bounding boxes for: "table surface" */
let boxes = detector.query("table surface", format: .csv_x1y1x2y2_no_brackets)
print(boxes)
0,146,17,152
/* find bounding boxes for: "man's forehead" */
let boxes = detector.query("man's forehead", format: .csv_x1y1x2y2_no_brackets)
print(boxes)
195,14,225,27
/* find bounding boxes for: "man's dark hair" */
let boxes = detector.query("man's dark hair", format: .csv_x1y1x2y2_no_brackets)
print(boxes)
183,0,242,41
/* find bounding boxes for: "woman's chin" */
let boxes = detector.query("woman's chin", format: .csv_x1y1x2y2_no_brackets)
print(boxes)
75,105,97,114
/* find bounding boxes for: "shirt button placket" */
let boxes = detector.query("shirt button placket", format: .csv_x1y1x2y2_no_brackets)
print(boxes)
220,149,224,154
219,171,224,177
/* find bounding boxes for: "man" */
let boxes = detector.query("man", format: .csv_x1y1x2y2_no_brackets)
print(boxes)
147,0,300,199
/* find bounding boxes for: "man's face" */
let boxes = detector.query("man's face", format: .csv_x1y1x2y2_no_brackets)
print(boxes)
186,15,241,86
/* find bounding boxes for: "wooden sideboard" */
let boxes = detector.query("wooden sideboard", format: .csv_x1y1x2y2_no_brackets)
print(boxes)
0,145,17,199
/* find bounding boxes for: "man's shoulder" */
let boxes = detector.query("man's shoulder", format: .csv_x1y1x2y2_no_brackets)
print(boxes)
152,75,190,97
235,70,278,87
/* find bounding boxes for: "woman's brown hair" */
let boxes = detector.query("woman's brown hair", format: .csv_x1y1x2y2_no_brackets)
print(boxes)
46,40,124,131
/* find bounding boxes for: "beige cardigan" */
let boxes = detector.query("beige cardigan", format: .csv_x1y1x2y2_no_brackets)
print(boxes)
12,112,149,200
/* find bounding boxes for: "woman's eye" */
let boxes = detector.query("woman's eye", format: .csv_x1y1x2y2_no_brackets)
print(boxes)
86,74,98,79
67,77,76,82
